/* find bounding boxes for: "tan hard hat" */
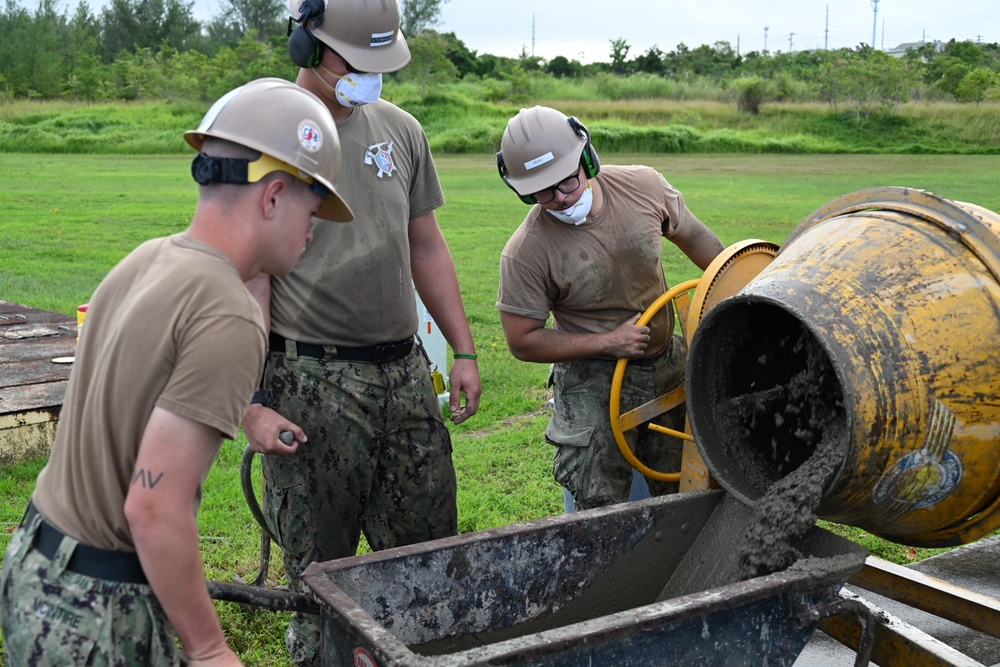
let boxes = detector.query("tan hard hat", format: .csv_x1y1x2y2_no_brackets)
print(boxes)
184,77,353,222
289,0,410,73
499,106,588,196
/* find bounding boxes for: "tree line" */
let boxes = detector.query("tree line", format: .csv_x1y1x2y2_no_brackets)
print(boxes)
2,0,999,113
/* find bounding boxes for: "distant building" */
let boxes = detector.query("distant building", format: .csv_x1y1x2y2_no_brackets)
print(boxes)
886,40,943,58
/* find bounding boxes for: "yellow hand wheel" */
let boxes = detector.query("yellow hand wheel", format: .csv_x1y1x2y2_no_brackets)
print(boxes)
609,278,699,483
609,240,781,484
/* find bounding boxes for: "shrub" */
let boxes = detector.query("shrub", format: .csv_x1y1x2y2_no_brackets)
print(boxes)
733,76,769,114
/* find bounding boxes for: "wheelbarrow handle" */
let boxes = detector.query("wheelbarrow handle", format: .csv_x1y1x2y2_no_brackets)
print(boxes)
207,580,319,614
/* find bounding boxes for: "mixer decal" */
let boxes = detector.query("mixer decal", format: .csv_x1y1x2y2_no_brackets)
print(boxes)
354,647,378,667
871,400,960,513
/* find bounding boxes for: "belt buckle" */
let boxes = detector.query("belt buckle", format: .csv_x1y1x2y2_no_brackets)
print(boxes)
373,344,392,364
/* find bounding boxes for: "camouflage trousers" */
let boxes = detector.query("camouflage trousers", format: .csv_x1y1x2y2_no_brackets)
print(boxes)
0,511,180,666
261,339,458,667
547,334,688,511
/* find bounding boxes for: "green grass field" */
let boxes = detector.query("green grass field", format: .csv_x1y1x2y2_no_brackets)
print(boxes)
3,152,1000,665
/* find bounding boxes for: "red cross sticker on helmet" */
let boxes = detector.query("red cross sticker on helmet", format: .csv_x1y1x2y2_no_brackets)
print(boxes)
298,121,323,152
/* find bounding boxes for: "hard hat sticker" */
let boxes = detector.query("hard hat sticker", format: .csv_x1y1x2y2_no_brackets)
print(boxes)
370,30,394,47
298,120,323,152
524,151,554,171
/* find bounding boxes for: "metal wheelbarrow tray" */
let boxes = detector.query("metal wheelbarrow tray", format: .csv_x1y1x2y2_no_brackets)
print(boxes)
302,489,868,667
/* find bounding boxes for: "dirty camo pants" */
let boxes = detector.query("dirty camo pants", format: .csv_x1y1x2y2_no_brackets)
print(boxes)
0,512,180,666
547,334,687,511
261,340,458,667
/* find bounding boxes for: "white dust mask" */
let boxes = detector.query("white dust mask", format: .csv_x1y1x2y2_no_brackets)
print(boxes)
547,184,593,225
332,70,383,107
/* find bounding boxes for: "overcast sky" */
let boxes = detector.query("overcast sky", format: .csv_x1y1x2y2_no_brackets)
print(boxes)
433,0,995,63
75,0,995,64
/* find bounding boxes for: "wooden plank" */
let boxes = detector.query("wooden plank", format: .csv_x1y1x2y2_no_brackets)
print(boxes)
0,382,68,414
2,354,75,387
0,301,76,416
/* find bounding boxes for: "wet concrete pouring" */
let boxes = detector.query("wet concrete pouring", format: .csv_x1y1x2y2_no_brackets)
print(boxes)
730,326,849,581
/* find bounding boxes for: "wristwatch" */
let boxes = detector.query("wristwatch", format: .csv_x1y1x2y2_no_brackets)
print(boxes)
250,389,270,406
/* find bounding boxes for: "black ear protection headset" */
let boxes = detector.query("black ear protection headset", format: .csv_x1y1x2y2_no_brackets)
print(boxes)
496,116,601,205
287,0,326,69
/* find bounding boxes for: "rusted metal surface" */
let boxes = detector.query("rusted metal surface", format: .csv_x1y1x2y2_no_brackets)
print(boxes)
303,491,867,667
819,589,986,667
797,187,1000,284
793,594,875,667
687,188,1000,547
849,556,1000,640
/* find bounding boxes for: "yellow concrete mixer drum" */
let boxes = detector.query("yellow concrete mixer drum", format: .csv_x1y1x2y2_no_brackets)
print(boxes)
686,187,1000,548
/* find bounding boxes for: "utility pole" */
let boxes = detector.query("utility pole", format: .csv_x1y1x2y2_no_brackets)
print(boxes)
764,26,769,52
871,0,879,49
788,32,794,53
824,5,829,50
531,14,535,57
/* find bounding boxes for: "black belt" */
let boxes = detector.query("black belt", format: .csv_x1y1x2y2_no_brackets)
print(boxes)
26,503,148,585
269,332,414,364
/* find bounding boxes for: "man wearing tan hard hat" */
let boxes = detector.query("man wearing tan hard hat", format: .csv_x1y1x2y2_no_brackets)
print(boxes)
241,1,482,664
496,105,724,512
0,79,349,666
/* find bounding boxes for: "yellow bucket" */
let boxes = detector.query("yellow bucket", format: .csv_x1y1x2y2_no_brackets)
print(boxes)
76,303,89,344
687,188,1000,548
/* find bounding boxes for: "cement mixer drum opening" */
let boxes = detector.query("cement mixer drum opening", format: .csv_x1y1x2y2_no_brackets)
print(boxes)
687,299,848,506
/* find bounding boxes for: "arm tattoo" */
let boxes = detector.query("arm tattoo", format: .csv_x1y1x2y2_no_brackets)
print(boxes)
131,468,165,489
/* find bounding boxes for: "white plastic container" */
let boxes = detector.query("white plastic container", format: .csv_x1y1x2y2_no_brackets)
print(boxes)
413,286,449,405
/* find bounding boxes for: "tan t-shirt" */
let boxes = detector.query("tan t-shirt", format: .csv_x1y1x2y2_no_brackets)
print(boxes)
32,234,266,552
496,165,705,359
269,99,445,346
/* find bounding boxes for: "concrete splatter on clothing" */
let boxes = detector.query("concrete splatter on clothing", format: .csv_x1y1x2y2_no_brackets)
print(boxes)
261,341,457,665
